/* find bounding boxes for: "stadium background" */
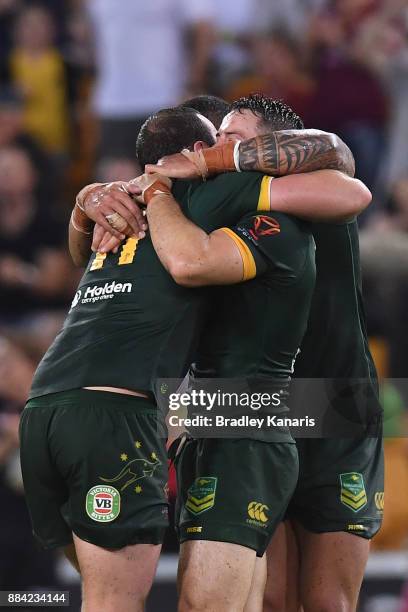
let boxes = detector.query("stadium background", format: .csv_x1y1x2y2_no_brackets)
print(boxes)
0,0,408,610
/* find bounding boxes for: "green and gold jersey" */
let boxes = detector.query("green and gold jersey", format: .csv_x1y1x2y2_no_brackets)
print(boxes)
29,173,274,400
192,187,316,383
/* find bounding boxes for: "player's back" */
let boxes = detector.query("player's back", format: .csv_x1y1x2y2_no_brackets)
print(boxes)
295,220,376,381
293,220,381,433
30,223,207,399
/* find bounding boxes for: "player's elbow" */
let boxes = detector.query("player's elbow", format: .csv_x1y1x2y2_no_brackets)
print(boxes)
330,133,356,177
167,258,206,287
350,180,372,216
71,253,88,267
69,246,88,268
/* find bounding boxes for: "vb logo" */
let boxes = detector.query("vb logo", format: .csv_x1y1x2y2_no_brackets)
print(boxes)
86,486,121,522
248,502,269,523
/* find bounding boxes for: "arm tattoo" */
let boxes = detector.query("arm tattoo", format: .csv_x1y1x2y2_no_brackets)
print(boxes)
239,130,355,177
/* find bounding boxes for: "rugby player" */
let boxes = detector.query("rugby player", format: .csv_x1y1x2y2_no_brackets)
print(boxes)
179,95,230,129
148,94,383,612
83,100,371,612
19,108,230,612
20,104,345,612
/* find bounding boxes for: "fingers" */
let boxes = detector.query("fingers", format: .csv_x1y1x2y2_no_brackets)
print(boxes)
144,154,197,178
92,209,127,239
126,180,143,194
91,224,106,252
144,163,175,177
84,185,146,237
145,164,161,175
92,225,122,254
119,191,147,233
99,233,123,254
106,192,147,236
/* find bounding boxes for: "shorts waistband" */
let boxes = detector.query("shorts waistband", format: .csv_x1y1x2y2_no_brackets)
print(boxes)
27,389,157,411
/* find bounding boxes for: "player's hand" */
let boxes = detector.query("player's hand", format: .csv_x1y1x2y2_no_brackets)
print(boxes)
81,181,147,238
127,173,173,205
145,153,199,179
91,224,124,253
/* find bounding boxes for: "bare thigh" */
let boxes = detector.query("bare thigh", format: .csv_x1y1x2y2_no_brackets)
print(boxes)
244,554,267,612
73,532,161,612
263,521,300,612
178,540,257,612
294,522,370,612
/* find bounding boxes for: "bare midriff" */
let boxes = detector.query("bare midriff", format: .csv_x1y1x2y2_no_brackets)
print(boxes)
83,386,149,399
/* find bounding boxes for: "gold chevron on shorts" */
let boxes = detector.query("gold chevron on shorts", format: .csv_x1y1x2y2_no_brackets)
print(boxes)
340,472,368,512
185,477,217,516
341,489,367,502
340,494,367,511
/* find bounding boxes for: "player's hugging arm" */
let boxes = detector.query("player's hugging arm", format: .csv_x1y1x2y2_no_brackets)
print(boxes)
146,129,356,178
68,182,147,266
145,189,310,288
146,195,247,287
266,170,372,222
237,129,356,178
146,132,371,220
133,173,302,287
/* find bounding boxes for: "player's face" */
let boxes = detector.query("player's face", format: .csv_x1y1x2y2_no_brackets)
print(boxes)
217,110,260,145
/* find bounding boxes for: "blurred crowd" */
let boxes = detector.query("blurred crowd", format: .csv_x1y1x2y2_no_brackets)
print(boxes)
1,0,408,599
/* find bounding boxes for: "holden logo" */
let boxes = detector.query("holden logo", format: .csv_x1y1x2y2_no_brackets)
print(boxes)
71,290,82,309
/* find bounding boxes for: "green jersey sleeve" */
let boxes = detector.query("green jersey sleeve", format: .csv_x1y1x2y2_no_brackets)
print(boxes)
219,212,315,283
186,172,273,232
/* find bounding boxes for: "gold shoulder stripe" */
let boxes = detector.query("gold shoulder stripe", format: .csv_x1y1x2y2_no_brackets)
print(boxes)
257,176,273,211
220,228,256,281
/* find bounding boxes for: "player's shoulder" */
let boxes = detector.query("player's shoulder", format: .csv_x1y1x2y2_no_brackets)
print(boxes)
252,210,312,239
209,171,265,193
194,171,265,200
171,178,198,201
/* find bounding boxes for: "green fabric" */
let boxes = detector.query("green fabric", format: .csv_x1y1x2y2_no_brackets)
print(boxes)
195,210,316,383
29,174,269,400
20,390,168,549
176,437,299,556
288,437,384,539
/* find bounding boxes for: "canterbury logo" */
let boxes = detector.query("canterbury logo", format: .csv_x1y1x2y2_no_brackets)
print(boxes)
248,502,269,523
250,216,281,240
375,492,384,511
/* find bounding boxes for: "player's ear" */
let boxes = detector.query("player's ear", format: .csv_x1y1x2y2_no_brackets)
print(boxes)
193,140,210,152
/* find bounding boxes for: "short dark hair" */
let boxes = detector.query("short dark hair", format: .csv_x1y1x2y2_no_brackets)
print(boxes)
230,93,304,131
180,95,230,130
136,106,216,168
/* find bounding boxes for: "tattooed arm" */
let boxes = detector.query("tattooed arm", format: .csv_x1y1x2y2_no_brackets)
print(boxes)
146,129,355,179
238,129,355,177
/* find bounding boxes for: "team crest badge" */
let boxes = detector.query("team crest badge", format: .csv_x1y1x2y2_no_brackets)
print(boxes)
86,485,121,522
340,473,367,512
186,477,217,515
249,216,281,240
